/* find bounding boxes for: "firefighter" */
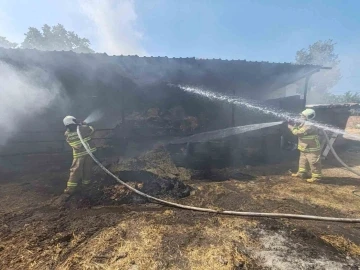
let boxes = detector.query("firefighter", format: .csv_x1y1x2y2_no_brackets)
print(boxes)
63,116,97,194
288,108,322,183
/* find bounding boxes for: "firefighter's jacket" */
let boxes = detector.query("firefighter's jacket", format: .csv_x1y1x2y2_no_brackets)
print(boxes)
65,125,97,158
290,122,321,153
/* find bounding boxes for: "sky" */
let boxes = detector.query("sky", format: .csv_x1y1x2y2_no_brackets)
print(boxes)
0,0,359,94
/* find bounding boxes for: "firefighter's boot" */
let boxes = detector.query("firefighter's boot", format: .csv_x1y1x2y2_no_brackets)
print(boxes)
64,186,77,194
64,181,78,195
51,193,71,208
306,176,321,183
291,172,308,179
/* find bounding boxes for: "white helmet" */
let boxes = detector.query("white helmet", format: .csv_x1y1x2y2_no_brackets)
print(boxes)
63,116,77,126
301,109,316,120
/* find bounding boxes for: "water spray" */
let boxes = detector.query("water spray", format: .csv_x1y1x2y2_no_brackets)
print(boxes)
84,109,104,124
172,84,360,177
171,84,360,140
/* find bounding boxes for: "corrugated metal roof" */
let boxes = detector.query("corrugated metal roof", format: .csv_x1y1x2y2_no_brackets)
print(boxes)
0,48,322,68
0,47,323,98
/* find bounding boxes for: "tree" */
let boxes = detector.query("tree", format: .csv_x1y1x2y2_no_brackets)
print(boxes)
0,36,18,49
21,24,94,53
296,40,341,104
325,91,360,104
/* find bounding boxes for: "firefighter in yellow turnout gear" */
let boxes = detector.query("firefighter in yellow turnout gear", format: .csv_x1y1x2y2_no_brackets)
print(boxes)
63,116,97,194
288,109,322,183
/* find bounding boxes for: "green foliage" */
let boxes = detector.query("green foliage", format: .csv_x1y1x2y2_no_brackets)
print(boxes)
296,40,341,99
325,91,360,104
0,36,17,49
21,24,94,53
296,39,339,66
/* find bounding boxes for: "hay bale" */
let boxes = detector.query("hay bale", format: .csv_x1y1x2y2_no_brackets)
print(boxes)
109,147,192,181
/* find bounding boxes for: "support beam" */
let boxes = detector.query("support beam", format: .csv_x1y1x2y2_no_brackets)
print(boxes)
231,88,235,127
303,75,311,109
121,89,125,124
321,133,339,159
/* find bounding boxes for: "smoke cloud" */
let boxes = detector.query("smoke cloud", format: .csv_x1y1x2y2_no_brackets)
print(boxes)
80,0,147,56
0,61,63,144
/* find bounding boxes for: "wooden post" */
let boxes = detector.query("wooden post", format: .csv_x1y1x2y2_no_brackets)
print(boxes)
231,88,235,127
303,75,310,109
321,133,339,159
121,82,125,124
121,94,125,124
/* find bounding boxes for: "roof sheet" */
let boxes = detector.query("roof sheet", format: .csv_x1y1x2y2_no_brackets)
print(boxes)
0,48,324,102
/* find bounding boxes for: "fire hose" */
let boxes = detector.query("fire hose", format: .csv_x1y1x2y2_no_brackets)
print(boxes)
321,130,360,198
322,130,360,177
77,126,360,223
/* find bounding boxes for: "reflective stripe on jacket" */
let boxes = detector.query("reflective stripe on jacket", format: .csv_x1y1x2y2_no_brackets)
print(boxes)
65,125,97,158
291,123,321,152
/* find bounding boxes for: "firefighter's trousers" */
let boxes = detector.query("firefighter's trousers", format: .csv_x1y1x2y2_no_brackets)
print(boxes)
298,151,322,178
66,155,94,193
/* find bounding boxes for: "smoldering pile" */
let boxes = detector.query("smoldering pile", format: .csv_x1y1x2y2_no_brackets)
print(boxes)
66,148,193,208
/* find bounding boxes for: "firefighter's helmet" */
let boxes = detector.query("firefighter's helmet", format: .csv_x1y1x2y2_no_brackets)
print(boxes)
301,108,316,120
63,116,77,126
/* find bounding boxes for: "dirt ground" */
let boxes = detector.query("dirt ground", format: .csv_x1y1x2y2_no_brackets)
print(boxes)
1,150,360,269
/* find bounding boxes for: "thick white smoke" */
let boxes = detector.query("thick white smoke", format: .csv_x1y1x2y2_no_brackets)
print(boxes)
0,61,62,144
80,0,147,56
